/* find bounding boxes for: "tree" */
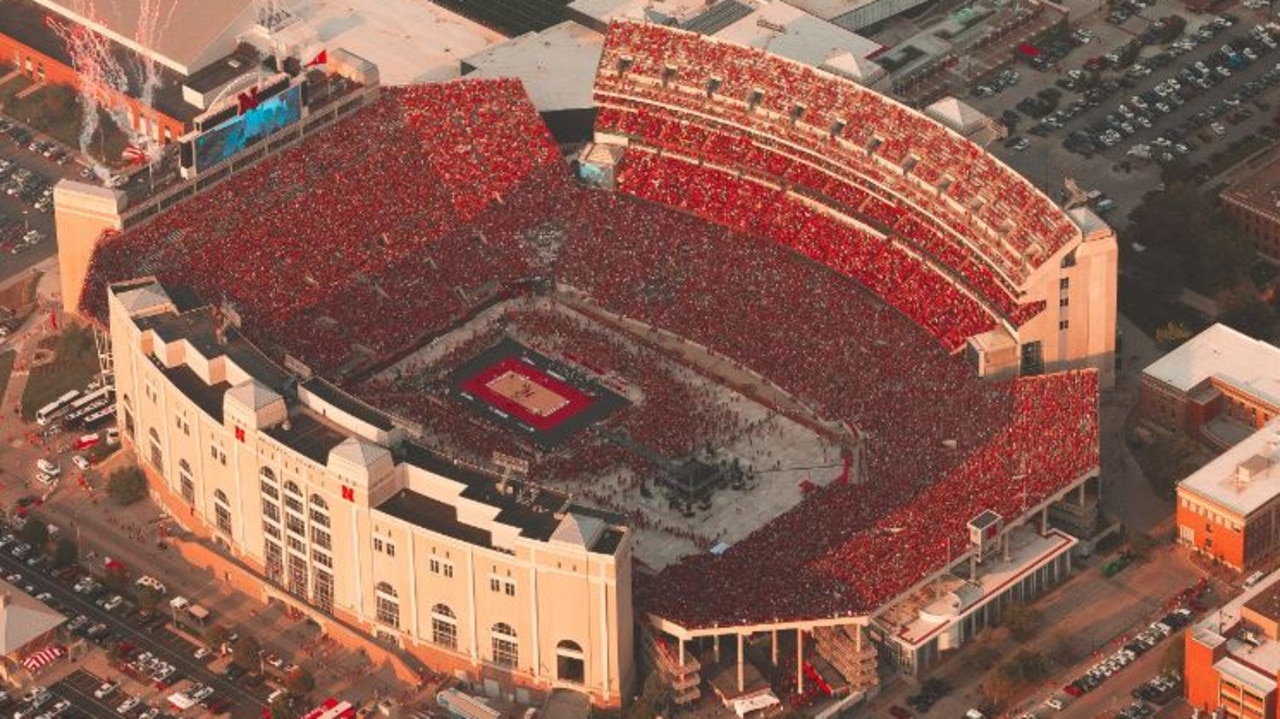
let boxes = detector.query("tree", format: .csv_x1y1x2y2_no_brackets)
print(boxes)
41,85,76,121
19,515,48,547
1155,321,1193,350
624,673,668,719
269,693,296,719
136,585,162,612
1137,434,1201,499
284,667,315,697
204,624,228,647
233,634,262,670
103,562,130,591
1128,529,1156,561
1002,603,1043,641
106,467,147,505
1218,283,1279,340
53,538,77,567
1163,631,1185,674
985,650,1049,703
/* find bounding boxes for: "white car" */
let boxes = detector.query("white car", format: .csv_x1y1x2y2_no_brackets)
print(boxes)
35,459,59,477
116,698,139,715
102,594,124,611
94,682,119,699
193,647,213,660
72,455,90,471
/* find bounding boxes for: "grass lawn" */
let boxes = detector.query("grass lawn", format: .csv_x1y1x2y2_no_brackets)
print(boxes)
0,350,15,406
21,325,100,420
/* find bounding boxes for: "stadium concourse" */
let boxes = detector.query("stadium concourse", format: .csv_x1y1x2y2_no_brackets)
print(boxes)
69,27,1108,711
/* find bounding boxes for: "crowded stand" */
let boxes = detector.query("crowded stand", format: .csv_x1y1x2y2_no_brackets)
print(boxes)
593,20,1079,291
615,149,997,349
79,72,1100,633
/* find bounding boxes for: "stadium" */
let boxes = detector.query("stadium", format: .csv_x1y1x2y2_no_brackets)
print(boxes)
58,20,1113,714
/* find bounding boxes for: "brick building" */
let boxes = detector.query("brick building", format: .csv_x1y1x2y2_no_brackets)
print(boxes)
1187,569,1280,719
1140,324,1280,452
1221,147,1280,262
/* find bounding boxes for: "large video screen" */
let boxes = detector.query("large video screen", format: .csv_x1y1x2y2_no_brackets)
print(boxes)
194,84,302,169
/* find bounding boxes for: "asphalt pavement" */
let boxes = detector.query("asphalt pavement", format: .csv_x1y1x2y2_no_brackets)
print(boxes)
0,543,268,719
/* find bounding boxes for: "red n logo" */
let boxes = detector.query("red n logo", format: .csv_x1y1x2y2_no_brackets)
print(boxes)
235,427,245,443
341,486,354,502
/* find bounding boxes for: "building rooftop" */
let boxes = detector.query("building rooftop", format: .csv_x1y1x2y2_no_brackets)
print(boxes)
1195,568,1280,674
1179,418,1280,516
711,0,884,80
376,488,495,548
1223,145,1280,218
8,0,204,121
160,363,231,423
302,378,393,432
1143,323,1280,410
263,411,349,465
1245,579,1280,622
462,21,603,113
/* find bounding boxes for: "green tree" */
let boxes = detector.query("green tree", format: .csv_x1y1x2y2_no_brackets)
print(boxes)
233,634,262,671
624,673,668,719
19,516,49,547
53,537,77,567
1002,603,1043,641
103,562,129,591
1218,284,1279,340
1163,631,1185,674
1137,434,1201,499
106,467,147,505
284,667,315,697
136,585,162,612
985,650,1049,703
1127,529,1156,561
1155,321,1194,350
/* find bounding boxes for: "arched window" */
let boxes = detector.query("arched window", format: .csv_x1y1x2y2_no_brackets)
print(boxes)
284,480,302,497
309,494,330,528
491,623,518,669
212,489,231,534
260,468,279,500
178,459,195,504
431,604,458,650
283,481,303,514
375,582,399,629
148,427,163,469
556,640,585,684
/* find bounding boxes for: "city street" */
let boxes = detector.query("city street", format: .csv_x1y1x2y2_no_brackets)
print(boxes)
0,535,269,719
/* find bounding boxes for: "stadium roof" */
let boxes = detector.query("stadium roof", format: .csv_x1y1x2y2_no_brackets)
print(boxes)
30,0,503,83
462,21,603,112
1143,323,1280,409
32,0,257,76
778,0,883,21
568,0,721,25
712,0,884,81
1179,419,1280,516
924,97,991,137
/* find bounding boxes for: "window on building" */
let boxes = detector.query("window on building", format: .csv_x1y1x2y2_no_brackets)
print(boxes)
311,548,332,568
375,582,399,629
287,553,307,599
265,540,283,584
178,460,195,504
556,640,585,684
310,526,331,550
491,623,518,669
1059,319,1070,331
263,500,280,523
313,569,334,615
286,515,305,537
431,604,458,650
149,427,163,471
309,495,330,527
213,489,231,534
430,559,454,578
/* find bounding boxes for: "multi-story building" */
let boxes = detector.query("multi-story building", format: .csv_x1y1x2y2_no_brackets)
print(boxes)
107,278,634,706
1141,324,1280,451
1187,568,1280,719
1222,148,1280,263
1158,325,1280,571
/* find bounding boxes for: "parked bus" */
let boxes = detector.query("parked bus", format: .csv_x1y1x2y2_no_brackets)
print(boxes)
82,405,116,431
36,390,82,425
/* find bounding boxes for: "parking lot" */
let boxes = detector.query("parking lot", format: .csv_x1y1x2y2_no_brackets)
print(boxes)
961,0,1280,217
0,527,270,719
0,117,81,282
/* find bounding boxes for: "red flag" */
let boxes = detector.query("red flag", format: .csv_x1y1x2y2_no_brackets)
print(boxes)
306,49,327,67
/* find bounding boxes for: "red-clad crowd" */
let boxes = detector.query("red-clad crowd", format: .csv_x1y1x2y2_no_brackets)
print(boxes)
594,20,1079,289
78,74,1100,632
615,149,997,350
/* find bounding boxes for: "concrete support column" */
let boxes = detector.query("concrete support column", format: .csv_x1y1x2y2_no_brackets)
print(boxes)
737,633,745,693
679,638,685,668
715,635,721,664
771,629,777,665
796,629,804,693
